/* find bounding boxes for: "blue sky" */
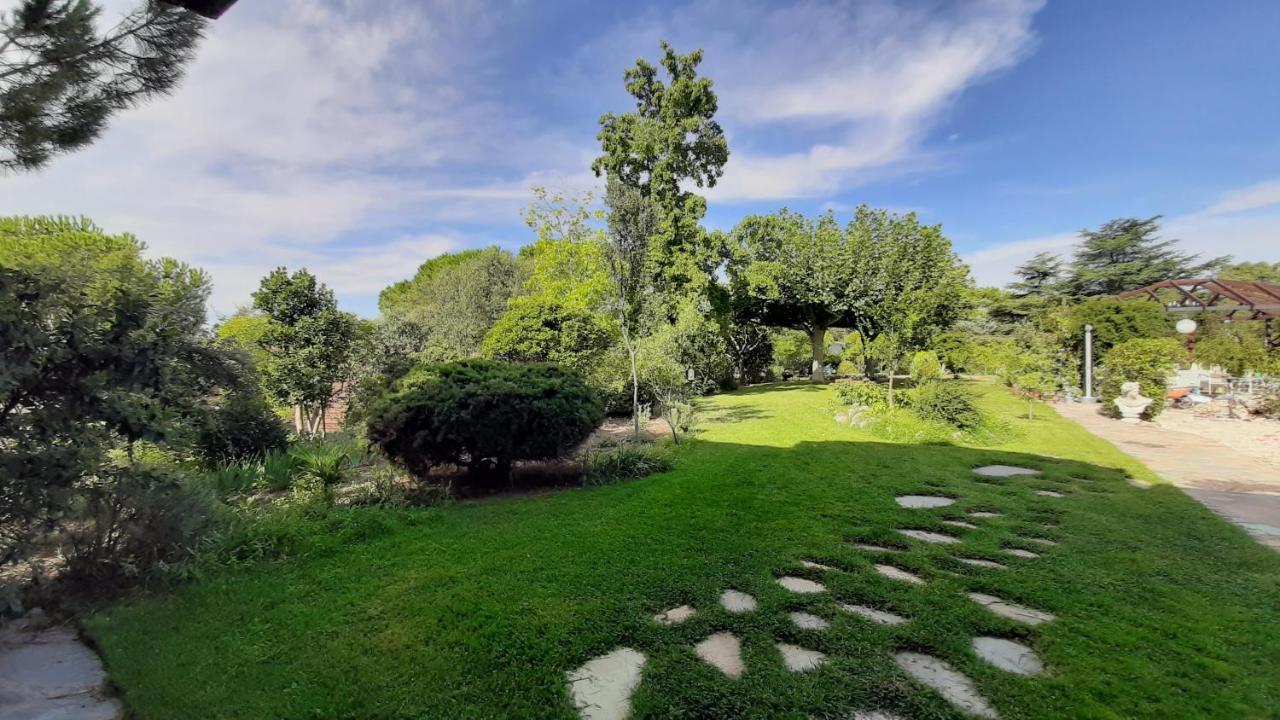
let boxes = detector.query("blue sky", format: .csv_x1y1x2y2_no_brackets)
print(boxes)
3,0,1278,317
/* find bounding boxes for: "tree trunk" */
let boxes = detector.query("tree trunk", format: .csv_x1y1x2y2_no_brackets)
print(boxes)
622,325,640,436
888,372,895,408
294,405,303,434
809,323,828,383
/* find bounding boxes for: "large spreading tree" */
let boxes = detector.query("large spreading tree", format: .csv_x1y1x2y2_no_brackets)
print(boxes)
1,0,214,172
729,206,969,384
592,41,728,300
1066,216,1226,296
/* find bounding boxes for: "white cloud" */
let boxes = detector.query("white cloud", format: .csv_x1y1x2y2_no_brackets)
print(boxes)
966,180,1280,288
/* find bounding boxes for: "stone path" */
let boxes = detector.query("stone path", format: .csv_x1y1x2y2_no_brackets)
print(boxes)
0,615,121,720
1055,401,1280,550
565,461,1065,720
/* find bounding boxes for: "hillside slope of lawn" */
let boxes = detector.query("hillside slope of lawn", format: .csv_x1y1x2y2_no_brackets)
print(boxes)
86,382,1280,719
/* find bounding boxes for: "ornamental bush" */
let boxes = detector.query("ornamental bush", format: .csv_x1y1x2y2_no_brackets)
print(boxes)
909,382,983,431
1099,338,1183,419
833,379,888,408
366,360,604,487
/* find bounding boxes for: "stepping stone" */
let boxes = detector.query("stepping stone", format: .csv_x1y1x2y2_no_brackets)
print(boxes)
776,643,826,672
720,590,757,613
653,605,695,626
850,713,908,720
1022,537,1057,546
1035,490,1064,498
789,611,830,630
895,652,998,719
968,592,1056,626
974,464,1039,477
896,495,955,508
968,511,1003,518
898,529,960,545
566,647,646,720
851,543,902,553
777,576,826,594
695,632,744,678
875,564,924,585
838,603,908,625
957,557,1006,569
1003,548,1039,559
972,637,1045,676
1127,478,1152,489
800,560,837,571
942,520,978,530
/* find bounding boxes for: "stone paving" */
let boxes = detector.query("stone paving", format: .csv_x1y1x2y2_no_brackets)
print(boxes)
1054,401,1280,550
564,462,1070,720
0,615,122,720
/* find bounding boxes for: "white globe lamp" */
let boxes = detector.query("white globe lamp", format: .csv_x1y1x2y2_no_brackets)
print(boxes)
1175,318,1197,335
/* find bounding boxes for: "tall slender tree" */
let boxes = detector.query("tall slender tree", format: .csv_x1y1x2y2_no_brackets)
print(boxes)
593,41,728,300
1008,252,1063,298
604,178,658,433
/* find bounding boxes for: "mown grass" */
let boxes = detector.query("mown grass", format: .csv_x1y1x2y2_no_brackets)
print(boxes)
86,381,1280,719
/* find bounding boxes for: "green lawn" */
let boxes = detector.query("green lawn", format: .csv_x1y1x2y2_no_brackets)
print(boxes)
86,382,1280,719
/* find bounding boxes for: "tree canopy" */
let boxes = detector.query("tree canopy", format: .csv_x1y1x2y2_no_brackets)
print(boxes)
1,0,207,171
1066,217,1226,296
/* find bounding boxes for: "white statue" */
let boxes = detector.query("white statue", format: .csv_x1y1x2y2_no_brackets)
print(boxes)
1113,381,1152,423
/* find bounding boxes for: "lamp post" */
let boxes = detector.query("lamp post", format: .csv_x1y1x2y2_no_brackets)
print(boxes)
1176,318,1197,356
1083,324,1094,401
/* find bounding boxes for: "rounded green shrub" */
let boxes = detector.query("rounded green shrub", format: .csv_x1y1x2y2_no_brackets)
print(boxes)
909,351,944,384
366,360,605,487
1099,338,1183,419
833,379,888,408
910,382,983,431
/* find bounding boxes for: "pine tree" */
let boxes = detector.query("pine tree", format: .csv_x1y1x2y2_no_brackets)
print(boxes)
1007,251,1063,298
1066,216,1227,296
0,0,207,172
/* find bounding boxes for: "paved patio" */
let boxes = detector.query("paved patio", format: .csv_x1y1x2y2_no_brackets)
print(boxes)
1054,401,1280,550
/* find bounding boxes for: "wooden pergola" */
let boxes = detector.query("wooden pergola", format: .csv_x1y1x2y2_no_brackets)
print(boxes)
1116,278,1280,350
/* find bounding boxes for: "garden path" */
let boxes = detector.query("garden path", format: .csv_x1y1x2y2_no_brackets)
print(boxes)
1055,401,1280,550
0,613,120,720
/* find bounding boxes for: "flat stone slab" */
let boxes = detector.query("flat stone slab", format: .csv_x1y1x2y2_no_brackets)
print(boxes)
695,632,743,678
898,529,961,545
875,564,924,584
567,647,646,720
789,611,830,630
1035,490,1064,498
720,589,757,613
1022,537,1058,546
974,464,1039,477
895,651,998,719
850,713,907,720
1003,548,1040,559
972,637,1045,676
838,603,908,625
896,495,956,508
653,605,696,625
942,520,978,530
0,623,121,720
800,560,837,571
777,576,826,594
958,557,1006,569
968,511,1003,518
1127,477,1153,489
968,592,1056,626
851,543,902,553
776,643,826,672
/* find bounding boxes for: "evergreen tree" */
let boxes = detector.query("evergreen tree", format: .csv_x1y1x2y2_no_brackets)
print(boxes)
1218,260,1280,284
1066,216,1226,296
1008,252,1063,298
593,42,729,300
1,1,209,171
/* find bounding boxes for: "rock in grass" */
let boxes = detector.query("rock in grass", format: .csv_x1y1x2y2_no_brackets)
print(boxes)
776,643,826,672
566,647,646,720
972,637,1044,676
968,592,1056,626
895,651,998,719
719,590,757,613
695,632,743,678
